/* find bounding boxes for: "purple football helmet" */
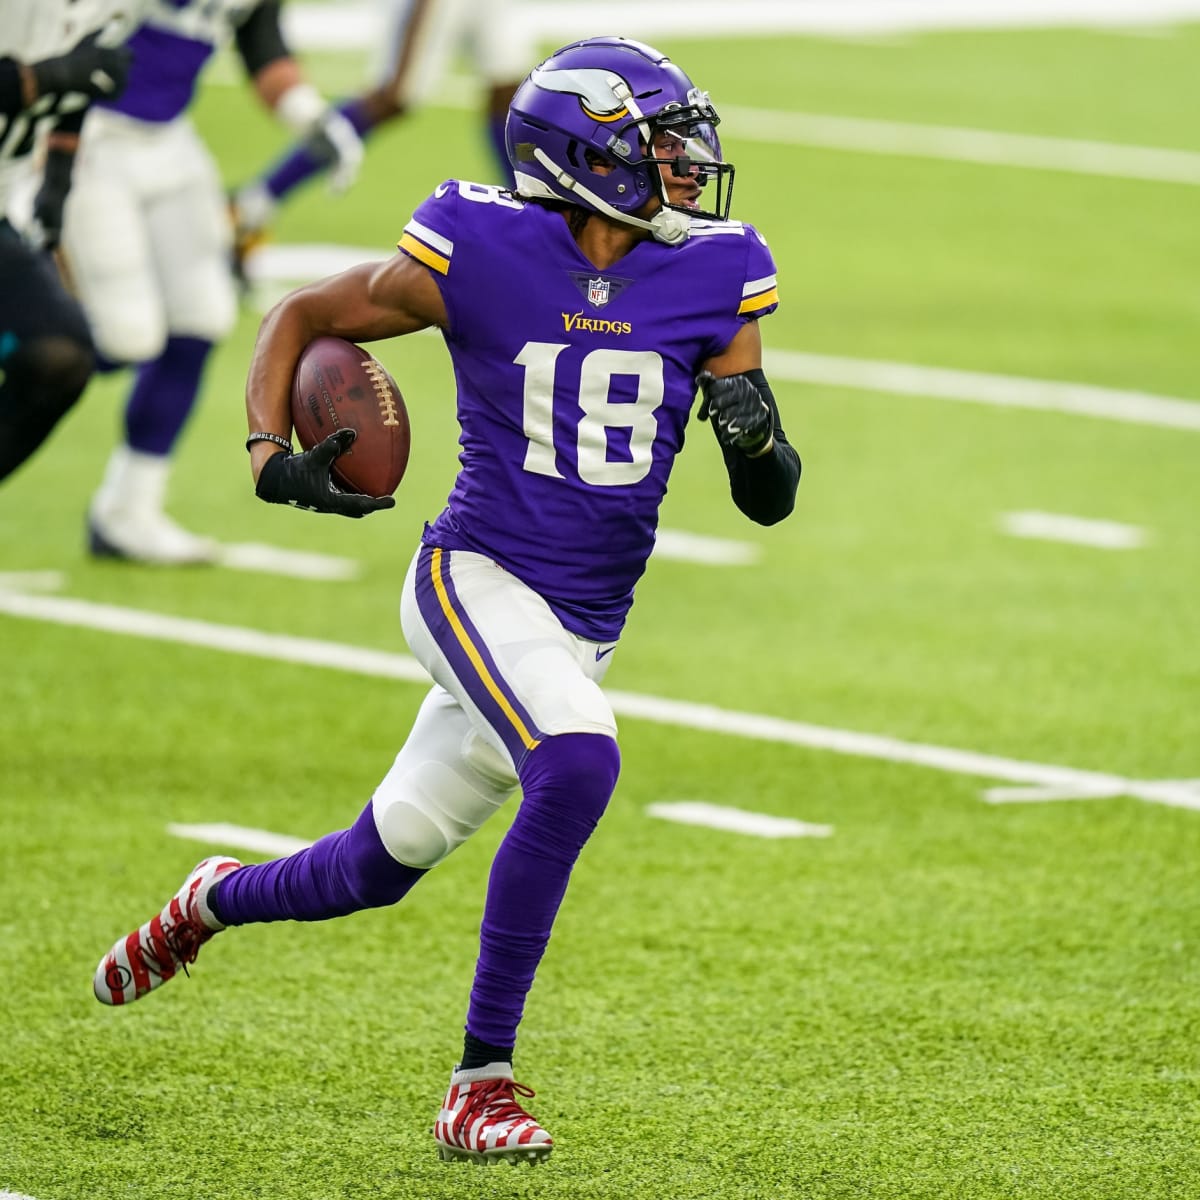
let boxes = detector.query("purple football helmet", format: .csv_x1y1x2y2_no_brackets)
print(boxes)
505,37,735,244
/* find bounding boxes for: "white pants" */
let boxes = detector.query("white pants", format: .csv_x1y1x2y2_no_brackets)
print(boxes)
371,0,532,106
371,544,618,868
61,108,236,364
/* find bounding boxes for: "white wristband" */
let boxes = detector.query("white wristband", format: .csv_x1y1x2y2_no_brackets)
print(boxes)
275,83,326,133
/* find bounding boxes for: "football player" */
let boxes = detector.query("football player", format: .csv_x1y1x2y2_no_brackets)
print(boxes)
58,0,364,563
92,38,800,1165
0,3,130,484
228,0,532,282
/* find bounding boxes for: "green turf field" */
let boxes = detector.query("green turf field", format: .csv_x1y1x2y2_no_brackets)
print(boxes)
2,20,1199,1200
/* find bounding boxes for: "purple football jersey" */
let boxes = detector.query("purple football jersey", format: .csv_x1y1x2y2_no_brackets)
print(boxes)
102,23,213,123
399,180,779,643
100,0,259,125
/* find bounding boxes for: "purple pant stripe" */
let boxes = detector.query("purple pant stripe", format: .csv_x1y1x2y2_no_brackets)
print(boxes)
414,544,543,766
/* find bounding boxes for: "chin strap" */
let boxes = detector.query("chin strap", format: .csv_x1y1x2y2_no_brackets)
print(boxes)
529,148,691,246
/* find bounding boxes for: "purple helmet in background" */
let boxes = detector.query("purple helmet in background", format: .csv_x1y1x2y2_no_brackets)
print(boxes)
505,36,735,244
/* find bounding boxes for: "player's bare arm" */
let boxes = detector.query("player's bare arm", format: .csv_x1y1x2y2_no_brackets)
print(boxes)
234,0,364,194
245,254,445,483
697,321,800,524
702,318,763,378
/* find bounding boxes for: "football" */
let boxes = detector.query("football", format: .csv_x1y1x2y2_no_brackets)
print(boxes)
290,336,411,496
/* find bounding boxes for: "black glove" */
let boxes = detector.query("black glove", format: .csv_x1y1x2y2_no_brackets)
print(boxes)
29,146,74,251
31,32,131,101
697,372,773,454
254,429,395,518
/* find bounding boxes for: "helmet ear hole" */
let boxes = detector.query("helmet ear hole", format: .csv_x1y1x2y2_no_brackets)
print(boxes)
584,149,615,176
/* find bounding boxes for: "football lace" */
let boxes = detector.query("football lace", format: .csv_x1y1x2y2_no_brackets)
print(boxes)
361,359,401,427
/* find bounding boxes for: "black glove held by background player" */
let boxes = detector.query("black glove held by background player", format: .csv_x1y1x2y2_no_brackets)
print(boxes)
255,429,395,518
697,372,773,455
31,32,131,101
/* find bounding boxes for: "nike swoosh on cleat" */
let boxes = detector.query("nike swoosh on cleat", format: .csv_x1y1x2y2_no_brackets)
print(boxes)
595,645,616,661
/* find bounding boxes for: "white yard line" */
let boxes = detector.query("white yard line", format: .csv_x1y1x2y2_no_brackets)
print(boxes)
0,587,1195,813
528,0,1200,35
766,350,1200,432
218,523,752,576
431,84,1200,189
246,242,386,281
0,589,429,684
167,822,312,856
601,690,1200,811
983,783,1129,803
647,802,833,838
217,542,362,581
0,571,65,592
721,106,1200,186
284,2,1200,44
652,530,760,567
999,511,1147,549
265,9,1200,189
249,246,1200,437
167,809,831,852
986,778,1200,804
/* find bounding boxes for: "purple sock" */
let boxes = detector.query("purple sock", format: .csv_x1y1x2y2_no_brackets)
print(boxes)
340,97,375,138
212,803,425,924
487,112,515,188
124,335,211,456
466,732,620,1047
264,97,377,201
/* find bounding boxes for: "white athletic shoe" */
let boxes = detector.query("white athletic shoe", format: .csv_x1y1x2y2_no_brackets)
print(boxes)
88,446,218,565
89,508,219,564
93,856,242,1005
434,1062,554,1166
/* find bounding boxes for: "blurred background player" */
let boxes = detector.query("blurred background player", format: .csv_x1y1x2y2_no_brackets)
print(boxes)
0,4,130,484
228,0,533,282
59,0,364,564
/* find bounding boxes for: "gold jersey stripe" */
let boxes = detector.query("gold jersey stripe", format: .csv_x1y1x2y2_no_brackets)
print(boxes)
398,232,450,275
737,286,780,315
429,548,541,752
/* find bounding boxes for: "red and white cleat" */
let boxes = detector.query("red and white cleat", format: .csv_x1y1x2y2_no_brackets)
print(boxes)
434,1062,554,1166
93,856,241,1005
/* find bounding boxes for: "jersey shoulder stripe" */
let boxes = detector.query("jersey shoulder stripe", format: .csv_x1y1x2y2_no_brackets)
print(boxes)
743,273,777,297
739,272,779,315
398,218,453,275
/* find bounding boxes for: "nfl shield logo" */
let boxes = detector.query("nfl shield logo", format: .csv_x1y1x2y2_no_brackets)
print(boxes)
587,277,610,308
